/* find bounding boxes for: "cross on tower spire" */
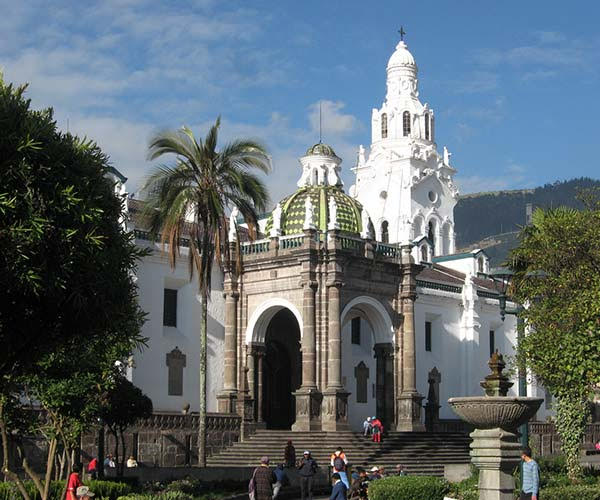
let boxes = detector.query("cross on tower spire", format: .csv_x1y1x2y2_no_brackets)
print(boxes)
398,26,406,41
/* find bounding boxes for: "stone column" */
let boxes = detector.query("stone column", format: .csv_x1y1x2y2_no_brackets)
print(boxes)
293,279,322,431
237,346,255,439
396,246,425,431
322,281,350,431
217,291,238,413
256,346,265,425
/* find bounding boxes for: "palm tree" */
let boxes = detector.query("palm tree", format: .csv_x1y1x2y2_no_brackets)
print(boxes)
143,118,270,466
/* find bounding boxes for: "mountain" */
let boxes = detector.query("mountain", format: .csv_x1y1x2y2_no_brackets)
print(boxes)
454,177,600,266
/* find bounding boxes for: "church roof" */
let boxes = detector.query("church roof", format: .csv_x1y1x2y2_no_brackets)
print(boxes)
387,40,417,69
265,185,363,236
305,142,339,158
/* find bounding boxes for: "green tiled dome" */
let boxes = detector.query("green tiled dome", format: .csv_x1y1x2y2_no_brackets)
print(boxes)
305,142,339,158
265,186,363,236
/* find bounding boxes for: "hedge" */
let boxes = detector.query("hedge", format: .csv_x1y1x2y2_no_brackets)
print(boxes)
540,485,600,500
0,479,133,500
367,475,449,500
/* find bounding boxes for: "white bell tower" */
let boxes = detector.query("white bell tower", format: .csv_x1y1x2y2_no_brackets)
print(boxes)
350,34,459,257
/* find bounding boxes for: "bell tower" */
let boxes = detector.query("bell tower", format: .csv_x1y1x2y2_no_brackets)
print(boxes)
351,34,459,257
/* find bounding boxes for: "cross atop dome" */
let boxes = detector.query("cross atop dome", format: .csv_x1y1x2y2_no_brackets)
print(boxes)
398,26,406,41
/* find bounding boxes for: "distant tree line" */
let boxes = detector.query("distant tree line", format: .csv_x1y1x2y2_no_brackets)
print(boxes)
455,178,600,248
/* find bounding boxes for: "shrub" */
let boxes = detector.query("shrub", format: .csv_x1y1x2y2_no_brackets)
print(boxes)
0,479,132,500
446,473,478,500
86,480,135,500
367,475,449,500
540,485,600,500
118,493,193,500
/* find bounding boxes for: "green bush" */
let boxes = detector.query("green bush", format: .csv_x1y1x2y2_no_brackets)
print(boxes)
446,473,478,500
118,493,193,500
537,455,567,475
367,475,449,500
0,479,131,500
540,485,600,500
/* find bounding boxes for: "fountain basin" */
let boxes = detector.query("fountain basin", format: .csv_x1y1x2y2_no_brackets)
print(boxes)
448,396,543,430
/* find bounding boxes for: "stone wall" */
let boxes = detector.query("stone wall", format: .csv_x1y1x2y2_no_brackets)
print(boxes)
81,412,241,467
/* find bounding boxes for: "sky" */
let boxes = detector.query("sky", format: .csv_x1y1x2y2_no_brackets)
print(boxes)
2,0,599,207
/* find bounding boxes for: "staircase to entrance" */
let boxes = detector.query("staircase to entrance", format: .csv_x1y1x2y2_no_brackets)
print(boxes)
207,430,471,476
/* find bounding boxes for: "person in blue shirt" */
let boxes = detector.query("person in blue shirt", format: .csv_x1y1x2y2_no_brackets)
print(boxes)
273,463,287,499
330,472,348,500
520,447,539,500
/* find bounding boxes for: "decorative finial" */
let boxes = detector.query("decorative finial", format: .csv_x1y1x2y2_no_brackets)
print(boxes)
398,26,406,41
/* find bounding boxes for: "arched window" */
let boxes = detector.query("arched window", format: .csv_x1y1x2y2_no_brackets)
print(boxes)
403,111,411,137
420,245,428,263
477,257,485,274
430,115,434,142
381,113,388,139
381,220,389,243
428,220,435,255
424,113,430,140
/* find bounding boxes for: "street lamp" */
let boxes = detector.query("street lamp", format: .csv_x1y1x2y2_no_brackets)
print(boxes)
489,268,528,448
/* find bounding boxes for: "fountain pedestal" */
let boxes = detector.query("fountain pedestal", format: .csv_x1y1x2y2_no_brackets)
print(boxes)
470,428,522,500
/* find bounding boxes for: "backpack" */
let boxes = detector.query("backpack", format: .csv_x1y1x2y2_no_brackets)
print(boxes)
333,455,345,471
248,468,258,500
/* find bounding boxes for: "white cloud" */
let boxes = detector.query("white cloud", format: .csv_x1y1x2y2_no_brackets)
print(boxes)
457,161,532,194
453,71,498,93
308,100,362,137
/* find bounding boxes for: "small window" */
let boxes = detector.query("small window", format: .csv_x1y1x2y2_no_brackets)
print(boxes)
163,288,178,327
381,113,388,139
425,321,432,352
430,116,434,141
403,111,411,137
351,317,361,345
381,221,389,243
166,347,186,396
489,330,495,358
354,361,369,404
428,221,436,255
424,113,430,140
420,245,428,263
477,257,485,273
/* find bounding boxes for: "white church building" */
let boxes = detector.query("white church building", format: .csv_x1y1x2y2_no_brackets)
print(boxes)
113,37,551,433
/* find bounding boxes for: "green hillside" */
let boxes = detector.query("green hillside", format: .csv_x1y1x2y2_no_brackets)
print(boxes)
454,177,600,249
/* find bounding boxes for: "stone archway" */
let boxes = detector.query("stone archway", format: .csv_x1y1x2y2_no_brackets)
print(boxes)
340,296,395,431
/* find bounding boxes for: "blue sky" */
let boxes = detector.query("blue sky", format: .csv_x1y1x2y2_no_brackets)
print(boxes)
2,1,599,205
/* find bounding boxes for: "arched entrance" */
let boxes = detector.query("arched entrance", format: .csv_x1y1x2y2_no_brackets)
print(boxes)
263,309,301,429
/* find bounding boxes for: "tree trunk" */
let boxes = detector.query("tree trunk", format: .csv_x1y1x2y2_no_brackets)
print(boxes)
0,401,31,500
198,293,208,467
118,428,126,477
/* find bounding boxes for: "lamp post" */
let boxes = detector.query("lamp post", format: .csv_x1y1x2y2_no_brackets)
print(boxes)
489,268,528,449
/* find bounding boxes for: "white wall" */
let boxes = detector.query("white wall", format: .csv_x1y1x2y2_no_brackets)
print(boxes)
341,317,377,432
131,244,225,413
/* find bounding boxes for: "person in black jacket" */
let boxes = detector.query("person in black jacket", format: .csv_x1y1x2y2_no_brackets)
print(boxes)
297,450,318,500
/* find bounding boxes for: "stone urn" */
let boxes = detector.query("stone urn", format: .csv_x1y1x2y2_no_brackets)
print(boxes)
448,352,543,500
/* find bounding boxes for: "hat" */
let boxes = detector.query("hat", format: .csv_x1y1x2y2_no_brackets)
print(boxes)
370,466,379,472
260,456,270,464
76,486,95,497
303,450,310,455
367,417,371,421
371,416,376,420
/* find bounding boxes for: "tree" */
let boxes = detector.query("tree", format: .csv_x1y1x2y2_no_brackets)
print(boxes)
99,376,152,476
0,78,146,499
143,119,270,465
510,203,600,480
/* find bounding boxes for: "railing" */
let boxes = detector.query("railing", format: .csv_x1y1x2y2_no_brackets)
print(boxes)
375,242,400,259
477,290,499,299
279,234,304,249
240,239,270,255
133,229,190,248
338,235,364,253
416,279,463,294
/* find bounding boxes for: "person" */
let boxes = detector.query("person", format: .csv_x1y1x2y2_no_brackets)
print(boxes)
103,454,115,470
253,456,276,500
595,440,600,451
378,466,386,478
348,470,363,500
330,447,349,489
75,486,95,499
297,450,318,500
362,417,372,437
371,417,383,443
368,466,382,481
87,457,99,479
284,440,296,468
395,464,407,476
126,455,138,468
65,464,83,500
273,463,287,499
520,447,539,500
330,472,348,500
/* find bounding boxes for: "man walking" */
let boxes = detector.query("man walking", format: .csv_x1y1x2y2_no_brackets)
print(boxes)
330,472,348,500
362,417,371,437
297,450,318,500
330,447,349,489
273,463,287,499
253,456,276,500
520,447,539,500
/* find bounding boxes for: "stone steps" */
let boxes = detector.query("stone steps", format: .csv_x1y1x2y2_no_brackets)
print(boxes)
207,430,471,475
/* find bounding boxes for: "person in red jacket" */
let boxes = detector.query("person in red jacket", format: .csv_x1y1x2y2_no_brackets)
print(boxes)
87,457,99,479
65,464,83,500
371,417,383,443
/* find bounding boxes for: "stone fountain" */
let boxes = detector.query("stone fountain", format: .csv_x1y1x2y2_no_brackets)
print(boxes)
448,352,543,500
